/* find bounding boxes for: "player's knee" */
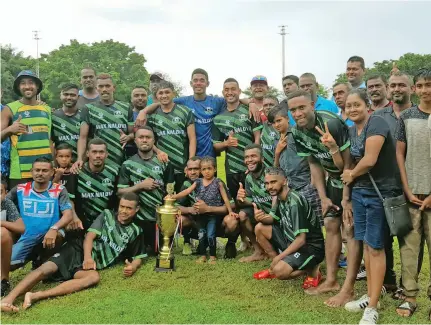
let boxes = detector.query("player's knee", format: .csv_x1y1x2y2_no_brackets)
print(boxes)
223,215,238,233
343,225,354,238
324,218,340,234
37,261,59,277
272,261,290,279
1,227,13,245
181,216,192,227
86,271,100,286
238,211,248,223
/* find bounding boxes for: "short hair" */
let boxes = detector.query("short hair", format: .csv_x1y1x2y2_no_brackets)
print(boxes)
87,138,107,150
332,82,352,91
55,143,73,152
81,67,96,75
61,83,79,92
282,75,299,85
155,80,175,92
347,89,370,106
1,178,8,190
96,73,113,82
32,157,53,168
191,68,208,81
133,85,148,92
300,73,317,84
347,56,365,70
244,143,262,156
267,106,288,124
134,126,154,136
366,73,387,86
413,68,431,84
287,89,312,102
200,156,216,168
265,167,286,178
389,72,413,86
188,156,202,163
264,95,279,104
119,192,140,207
224,78,239,86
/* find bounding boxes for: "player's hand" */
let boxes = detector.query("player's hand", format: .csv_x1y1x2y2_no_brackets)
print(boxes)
341,169,354,186
315,122,337,151
140,178,160,191
193,200,210,214
270,255,282,271
55,167,66,178
42,229,58,249
8,115,28,135
419,195,431,211
37,100,47,106
321,197,339,217
156,151,169,163
237,182,246,202
67,216,84,231
225,131,238,148
341,199,353,228
83,258,96,270
405,190,424,206
71,160,83,174
135,110,147,127
119,130,130,146
229,211,239,219
249,102,261,123
275,134,288,155
252,203,265,222
123,259,137,277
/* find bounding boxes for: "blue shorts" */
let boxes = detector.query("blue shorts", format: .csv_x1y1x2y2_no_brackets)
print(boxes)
352,188,391,250
11,234,45,265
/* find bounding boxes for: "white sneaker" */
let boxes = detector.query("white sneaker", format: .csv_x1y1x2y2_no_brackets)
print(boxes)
356,265,367,280
359,307,378,324
345,295,380,312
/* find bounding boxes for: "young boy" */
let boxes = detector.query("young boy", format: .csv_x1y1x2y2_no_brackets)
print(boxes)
1,179,25,296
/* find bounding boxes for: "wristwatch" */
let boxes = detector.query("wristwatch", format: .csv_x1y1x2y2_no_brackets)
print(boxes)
50,225,59,231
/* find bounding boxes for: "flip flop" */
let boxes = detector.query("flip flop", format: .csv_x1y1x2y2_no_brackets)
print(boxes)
253,269,276,280
396,300,417,317
302,272,322,289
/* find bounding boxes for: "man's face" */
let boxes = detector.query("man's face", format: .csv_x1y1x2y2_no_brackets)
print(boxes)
97,78,115,101
81,69,96,90
415,77,431,103
244,148,263,173
0,184,6,202
86,144,107,167
117,199,138,224
388,75,412,105
157,88,175,105
333,84,350,109
19,78,38,99
287,96,315,129
264,174,286,196
135,129,154,153
56,149,72,168
222,82,241,104
31,162,54,184
131,88,148,109
186,160,201,181
251,82,268,100
272,113,289,134
60,88,79,108
263,98,278,116
346,61,365,85
190,73,208,96
367,78,387,104
299,77,317,98
282,78,298,96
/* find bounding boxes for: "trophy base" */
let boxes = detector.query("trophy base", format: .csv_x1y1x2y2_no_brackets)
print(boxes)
155,257,175,272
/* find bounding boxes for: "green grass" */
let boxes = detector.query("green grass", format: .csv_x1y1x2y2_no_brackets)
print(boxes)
2,239,430,324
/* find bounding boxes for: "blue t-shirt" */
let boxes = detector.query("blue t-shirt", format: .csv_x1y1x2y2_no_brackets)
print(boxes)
289,95,339,126
147,94,154,106
338,111,354,127
1,104,10,176
174,95,226,157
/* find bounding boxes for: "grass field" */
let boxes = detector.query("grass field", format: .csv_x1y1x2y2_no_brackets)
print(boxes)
1,238,430,324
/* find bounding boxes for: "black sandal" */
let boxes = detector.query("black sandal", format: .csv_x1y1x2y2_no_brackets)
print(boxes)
396,300,417,317
392,288,406,301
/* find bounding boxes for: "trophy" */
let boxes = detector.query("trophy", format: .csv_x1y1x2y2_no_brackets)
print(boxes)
155,183,179,272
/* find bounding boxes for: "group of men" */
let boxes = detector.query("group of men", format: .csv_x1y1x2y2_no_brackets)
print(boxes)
0,55,430,325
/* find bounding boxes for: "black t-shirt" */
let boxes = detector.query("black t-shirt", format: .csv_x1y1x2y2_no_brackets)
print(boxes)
58,171,78,200
349,115,401,191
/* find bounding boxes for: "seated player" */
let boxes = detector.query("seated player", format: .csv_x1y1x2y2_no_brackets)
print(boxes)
0,193,146,313
254,167,325,286
1,179,25,297
168,156,236,264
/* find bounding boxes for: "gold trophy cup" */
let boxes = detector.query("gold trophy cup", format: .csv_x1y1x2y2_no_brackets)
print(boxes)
155,183,179,272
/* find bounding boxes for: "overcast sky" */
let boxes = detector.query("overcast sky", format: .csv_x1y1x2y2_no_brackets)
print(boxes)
2,0,430,96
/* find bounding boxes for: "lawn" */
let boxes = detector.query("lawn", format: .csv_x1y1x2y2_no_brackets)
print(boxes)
1,239,430,324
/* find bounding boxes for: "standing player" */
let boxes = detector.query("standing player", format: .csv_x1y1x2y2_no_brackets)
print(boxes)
260,100,279,168
76,67,99,109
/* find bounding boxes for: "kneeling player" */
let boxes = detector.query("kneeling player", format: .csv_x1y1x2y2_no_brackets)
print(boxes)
1,193,146,313
254,168,324,284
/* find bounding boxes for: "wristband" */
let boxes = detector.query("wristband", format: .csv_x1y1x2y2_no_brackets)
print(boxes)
329,147,339,155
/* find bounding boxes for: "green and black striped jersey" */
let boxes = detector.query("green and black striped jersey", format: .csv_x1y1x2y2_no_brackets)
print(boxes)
260,122,278,168
118,153,175,221
52,108,82,160
147,104,194,174
270,189,323,249
88,209,146,269
291,111,350,188
76,163,118,229
212,104,262,174
81,100,134,172
245,170,272,213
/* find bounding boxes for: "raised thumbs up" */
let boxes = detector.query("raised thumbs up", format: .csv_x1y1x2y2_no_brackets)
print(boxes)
17,115,23,122
252,203,258,211
226,130,238,148
10,114,28,135
119,129,129,147
237,182,246,202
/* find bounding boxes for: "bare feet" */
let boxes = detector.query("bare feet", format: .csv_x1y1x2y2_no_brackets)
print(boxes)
324,290,354,308
208,257,217,265
1,301,19,313
22,292,36,310
239,252,266,263
396,298,417,317
196,256,207,264
305,280,340,296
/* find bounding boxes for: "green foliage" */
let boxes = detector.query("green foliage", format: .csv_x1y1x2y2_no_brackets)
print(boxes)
242,86,284,100
317,84,330,98
1,45,36,104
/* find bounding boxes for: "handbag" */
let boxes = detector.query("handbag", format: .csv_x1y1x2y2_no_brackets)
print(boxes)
368,173,412,237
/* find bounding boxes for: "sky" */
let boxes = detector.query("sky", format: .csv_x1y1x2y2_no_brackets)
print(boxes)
2,0,431,96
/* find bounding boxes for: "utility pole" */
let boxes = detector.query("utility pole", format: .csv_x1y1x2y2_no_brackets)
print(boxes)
33,30,41,100
278,25,287,78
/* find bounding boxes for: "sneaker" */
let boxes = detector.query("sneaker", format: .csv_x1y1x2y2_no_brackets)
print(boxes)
345,294,380,312
359,307,378,324
182,243,192,256
380,285,387,296
356,265,367,281
1,279,11,297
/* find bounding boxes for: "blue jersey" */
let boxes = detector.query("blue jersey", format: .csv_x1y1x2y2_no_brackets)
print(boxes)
289,96,339,126
7,182,72,237
174,95,226,157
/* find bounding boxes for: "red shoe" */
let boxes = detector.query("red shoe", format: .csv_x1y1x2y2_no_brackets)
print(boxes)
253,269,276,280
302,272,322,289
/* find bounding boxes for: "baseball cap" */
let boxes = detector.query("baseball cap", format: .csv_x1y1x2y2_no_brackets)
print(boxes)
150,72,164,82
250,75,268,86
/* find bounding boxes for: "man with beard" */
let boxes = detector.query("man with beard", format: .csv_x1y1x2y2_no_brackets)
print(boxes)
125,86,148,159
76,68,99,109
147,72,164,105
1,71,53,188
52,84,82,161
117,126,174,254
346,56,366,89
333,82,354,127
367,74,392,112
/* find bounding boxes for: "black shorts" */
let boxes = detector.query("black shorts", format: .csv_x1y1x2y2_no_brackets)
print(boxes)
270,225,325,271
239,206,257,225
226,172,246,201
325,181,343,218
49,238,84,281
